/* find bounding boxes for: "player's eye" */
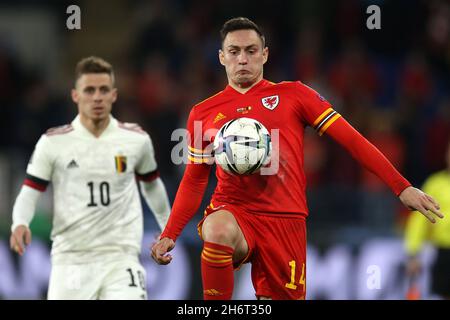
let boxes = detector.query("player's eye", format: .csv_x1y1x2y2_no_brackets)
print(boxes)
229,50,238,55
100,87,110,94
84,87,95,94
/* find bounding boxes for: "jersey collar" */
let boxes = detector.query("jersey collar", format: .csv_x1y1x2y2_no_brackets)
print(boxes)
72,115,117,139
224,78,270,96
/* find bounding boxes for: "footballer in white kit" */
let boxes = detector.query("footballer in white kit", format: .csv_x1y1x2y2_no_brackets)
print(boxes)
10,56,171,299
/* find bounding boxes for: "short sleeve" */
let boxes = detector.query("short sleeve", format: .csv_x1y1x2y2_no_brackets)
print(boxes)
26,135,53,181
24,135,53,191
295,82,341,136
136,134,158,175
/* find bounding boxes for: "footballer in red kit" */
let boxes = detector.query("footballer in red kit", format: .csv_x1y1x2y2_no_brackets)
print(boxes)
184,79,411,218
151,17,443,300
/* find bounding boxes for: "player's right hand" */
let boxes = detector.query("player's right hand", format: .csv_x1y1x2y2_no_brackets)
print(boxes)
151,237,175,265
10,225,32,256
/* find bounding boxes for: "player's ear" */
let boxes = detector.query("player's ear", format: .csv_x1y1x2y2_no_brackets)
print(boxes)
71,89,79,104
262,47,269,65
219,49,225,66
111,88,118,103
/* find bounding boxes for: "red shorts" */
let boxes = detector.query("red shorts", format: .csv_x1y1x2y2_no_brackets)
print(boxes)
198,202,307,300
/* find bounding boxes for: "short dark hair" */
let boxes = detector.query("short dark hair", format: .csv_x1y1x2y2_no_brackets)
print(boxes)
75,56,115,86
220,17,265,47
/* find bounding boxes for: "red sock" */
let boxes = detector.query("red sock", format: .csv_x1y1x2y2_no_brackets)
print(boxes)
201,241,234,300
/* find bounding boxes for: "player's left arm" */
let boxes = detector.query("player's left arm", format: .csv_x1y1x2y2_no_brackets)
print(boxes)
295,81,443,222
136,134,171,231
325,117,443,223
139,178,171,231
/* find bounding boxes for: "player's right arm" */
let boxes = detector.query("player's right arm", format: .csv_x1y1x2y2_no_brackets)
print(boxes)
404,211,428,278
151,162,211,265
404,177,434,276
10,186,41,255
151,107,212,265
10,134,53,255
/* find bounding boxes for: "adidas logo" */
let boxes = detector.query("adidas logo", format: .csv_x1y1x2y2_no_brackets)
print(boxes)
203,289,223,296
67,159,79,169
213,112,226,124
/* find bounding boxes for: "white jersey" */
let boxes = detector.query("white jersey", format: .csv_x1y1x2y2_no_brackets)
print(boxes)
26,115,158,264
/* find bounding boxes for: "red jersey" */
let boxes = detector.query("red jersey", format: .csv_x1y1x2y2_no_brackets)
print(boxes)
161,79,410,241
187,79,337,216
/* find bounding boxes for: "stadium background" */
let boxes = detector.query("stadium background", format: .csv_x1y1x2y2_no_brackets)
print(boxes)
0,0,448,299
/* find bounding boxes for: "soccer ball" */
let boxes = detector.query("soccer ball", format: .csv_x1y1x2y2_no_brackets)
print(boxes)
213,117,271,175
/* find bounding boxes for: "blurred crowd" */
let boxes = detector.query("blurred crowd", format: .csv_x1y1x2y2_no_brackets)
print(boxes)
0,0,448,245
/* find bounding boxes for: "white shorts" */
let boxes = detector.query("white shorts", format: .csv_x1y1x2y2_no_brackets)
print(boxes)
47,256,147,300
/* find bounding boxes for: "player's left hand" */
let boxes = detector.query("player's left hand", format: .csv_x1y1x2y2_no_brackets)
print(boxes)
399,186,444,223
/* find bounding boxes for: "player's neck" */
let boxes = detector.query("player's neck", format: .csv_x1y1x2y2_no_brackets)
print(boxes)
229,75,264,94
79,115,110,137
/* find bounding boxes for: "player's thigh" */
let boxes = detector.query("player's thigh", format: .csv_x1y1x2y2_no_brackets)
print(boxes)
47,264,100,300
201,209,248,260
251,217,307,300
99,259,147,300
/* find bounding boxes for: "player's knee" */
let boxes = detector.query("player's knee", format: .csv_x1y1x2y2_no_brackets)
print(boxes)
202,214,239,247
202,221,237,246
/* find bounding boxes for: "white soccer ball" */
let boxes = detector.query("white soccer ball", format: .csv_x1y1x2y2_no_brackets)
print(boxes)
213,117,271,175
